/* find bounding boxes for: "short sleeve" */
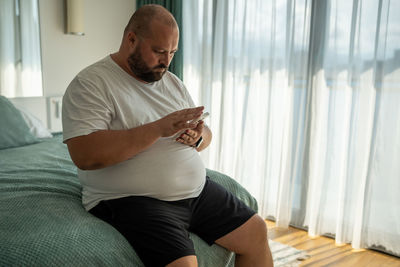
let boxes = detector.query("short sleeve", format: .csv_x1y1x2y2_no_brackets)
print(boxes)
62,76,113,143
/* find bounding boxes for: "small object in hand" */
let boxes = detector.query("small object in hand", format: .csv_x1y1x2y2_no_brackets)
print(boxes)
191,112,209,124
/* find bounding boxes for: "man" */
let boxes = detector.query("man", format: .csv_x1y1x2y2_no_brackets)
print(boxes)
62,4,273,267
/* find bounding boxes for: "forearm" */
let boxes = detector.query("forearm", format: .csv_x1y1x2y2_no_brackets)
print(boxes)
66,106,204,170
67,122,161,170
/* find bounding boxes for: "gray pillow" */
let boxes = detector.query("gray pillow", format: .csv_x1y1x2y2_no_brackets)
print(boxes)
0,96,39,149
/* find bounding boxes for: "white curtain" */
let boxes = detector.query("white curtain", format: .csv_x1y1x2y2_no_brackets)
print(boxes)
0,0,42,97
183,0,400,256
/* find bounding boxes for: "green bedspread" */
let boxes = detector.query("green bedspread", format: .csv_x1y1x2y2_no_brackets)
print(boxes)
0,134,258,267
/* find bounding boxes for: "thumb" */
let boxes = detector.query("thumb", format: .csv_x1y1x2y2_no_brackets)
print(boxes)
196,121,205,130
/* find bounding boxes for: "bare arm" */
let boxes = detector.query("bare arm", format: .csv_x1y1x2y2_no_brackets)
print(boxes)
66,107,204,170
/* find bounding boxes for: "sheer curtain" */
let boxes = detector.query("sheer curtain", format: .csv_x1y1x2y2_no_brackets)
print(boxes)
0,0,42,97
183,0,400,256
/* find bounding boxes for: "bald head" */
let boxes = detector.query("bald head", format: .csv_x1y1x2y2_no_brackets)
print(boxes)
125,4,179,38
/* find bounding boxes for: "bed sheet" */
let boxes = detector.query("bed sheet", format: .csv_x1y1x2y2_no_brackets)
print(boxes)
0,134,257,266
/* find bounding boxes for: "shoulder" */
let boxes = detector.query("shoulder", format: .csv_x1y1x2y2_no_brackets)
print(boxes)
66,56,118,96
75,56,113,84
64,57,115,102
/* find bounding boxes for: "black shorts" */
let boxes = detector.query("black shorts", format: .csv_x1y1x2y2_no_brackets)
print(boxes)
89,177,256,267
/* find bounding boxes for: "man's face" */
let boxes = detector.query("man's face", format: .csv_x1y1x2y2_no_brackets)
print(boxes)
127,44,167,83
127,21,179,83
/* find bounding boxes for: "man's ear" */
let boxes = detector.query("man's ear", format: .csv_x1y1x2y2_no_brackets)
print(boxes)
126,31,137,46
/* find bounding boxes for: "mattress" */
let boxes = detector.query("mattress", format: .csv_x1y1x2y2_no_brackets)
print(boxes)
0,134,257,266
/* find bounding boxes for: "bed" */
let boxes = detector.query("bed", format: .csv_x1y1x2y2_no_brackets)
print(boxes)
0,96,258,266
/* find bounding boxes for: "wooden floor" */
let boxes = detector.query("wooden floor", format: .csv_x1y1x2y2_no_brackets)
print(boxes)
265,220,400,267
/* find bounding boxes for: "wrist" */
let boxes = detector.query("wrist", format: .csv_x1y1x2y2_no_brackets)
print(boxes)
148,120,163,138
192,136,203,149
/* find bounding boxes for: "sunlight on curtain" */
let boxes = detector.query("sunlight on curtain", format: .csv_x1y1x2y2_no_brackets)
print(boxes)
183,0,400,256
0,0,42,97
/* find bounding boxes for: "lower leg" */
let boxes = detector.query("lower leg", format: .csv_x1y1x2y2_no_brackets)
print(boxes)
166,255,198,267
235,239,273,267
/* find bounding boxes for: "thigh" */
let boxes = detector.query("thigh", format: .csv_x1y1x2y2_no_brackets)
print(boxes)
91,196,196,267
189,178,256,245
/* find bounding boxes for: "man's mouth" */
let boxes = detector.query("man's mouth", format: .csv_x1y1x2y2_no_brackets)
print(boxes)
154,68,166,72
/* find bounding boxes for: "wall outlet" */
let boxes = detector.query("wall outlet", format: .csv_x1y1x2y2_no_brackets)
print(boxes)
47,96,63,132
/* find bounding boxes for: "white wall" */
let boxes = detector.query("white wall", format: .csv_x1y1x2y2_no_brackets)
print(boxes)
12,0,135,130
39,0,136,97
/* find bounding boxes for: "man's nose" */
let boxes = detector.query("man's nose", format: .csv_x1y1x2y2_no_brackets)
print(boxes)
160,52,172,66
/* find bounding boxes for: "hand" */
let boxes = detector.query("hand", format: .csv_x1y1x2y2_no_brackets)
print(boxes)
176,120,204,147
154,107,204,137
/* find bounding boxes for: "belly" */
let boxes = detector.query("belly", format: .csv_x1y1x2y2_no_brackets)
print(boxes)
79,137,206,201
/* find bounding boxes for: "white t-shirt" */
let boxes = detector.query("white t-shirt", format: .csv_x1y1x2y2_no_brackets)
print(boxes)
62,56,206,210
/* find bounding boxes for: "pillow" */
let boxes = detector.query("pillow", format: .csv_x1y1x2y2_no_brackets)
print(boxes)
0,96,39,149
16,106,53,138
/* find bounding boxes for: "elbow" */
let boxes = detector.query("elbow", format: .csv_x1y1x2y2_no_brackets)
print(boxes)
66,139,107,170
75,162,93,171
70,156,106,170
71,158,89,170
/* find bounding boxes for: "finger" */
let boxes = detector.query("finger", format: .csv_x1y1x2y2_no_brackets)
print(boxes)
180,133,194,143
175,121,198,130
185,106,204,113
186,113,204,123
196,121,205,130
167,107,200,122
172,106,203,113
179,107,204,121
184,129,198,139
176,137,184,143
176,136,193,145
173,106,203,117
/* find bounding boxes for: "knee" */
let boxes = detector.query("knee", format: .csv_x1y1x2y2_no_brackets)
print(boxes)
250,215,268,245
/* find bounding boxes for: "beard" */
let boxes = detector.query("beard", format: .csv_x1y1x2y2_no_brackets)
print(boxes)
127,49,168,83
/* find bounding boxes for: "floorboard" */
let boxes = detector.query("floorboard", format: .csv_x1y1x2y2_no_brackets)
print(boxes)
265,220,400,267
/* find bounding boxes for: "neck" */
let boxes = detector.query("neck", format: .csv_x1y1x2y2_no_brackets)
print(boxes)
110,52,150,84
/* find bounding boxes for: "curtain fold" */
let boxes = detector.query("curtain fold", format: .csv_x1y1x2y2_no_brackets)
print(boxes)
136,0,183,80
183,0,400,257
0,0,42,97
0,0,17,97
